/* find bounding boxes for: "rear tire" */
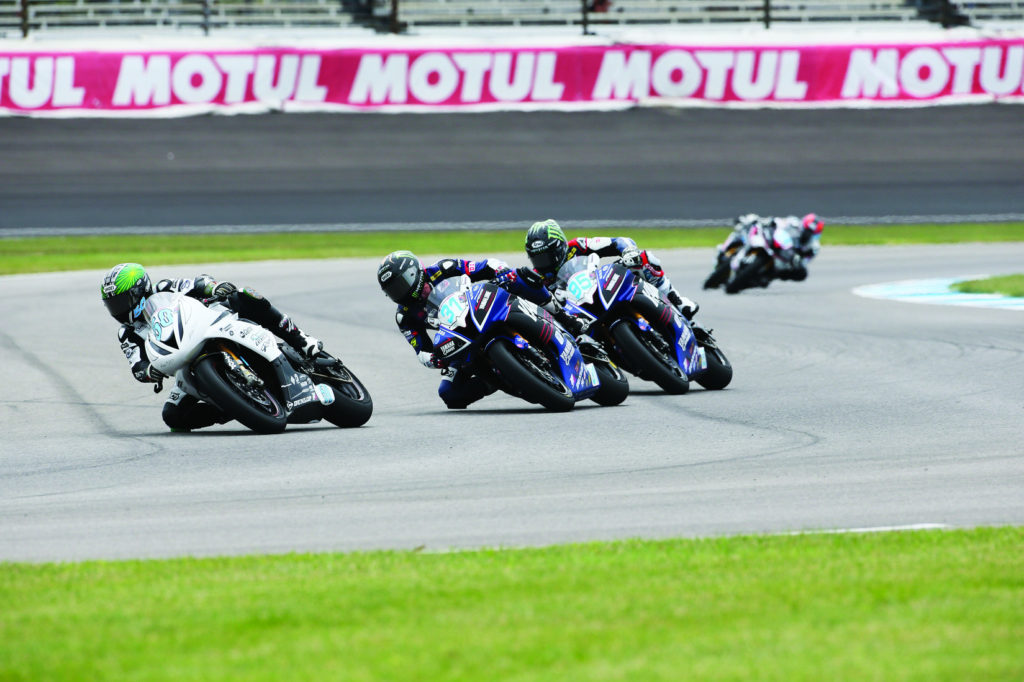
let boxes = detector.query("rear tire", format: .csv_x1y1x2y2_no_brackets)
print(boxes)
488,339,575,412
611,322,689,395
590,361,629,406
694,345,732,390
725,253,770,295
194,354,287,434
308,362,373,428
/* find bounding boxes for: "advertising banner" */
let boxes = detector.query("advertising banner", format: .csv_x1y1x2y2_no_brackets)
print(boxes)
1,40,1023,115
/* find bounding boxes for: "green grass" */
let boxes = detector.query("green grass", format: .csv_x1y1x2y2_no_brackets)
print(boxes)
2,527,1022,682
953,274,1024,297
2,222,1023,276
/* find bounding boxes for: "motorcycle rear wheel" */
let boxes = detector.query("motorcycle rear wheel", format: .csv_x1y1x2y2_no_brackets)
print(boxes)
611,322,689,395
725,254,771,295
308,362,373,428
590,360,629,406
194,354,287,434
488,339,575,412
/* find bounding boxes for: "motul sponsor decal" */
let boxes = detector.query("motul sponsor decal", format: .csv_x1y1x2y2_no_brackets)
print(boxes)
4,41,1024,113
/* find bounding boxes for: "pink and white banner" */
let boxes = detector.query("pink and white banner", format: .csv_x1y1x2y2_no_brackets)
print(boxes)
2,40,1024,115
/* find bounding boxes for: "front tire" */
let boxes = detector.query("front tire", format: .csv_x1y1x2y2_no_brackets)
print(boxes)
193,354,287,434
611,322,689,395
488,339,575,412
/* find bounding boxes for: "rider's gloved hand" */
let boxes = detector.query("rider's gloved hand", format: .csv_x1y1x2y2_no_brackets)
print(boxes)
132,360,164,384
418,351,444,369
494,269,518,288
620,248,643,269
212,282,237,298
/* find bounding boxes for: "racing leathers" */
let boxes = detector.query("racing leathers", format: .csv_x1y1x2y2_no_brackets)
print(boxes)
543,236,698,319
768,215,821,281
393,257,578,409
116,275,322,431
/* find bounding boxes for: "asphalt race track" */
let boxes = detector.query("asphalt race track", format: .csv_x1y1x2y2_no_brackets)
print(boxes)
2,244,1023,561
2,105,1024,230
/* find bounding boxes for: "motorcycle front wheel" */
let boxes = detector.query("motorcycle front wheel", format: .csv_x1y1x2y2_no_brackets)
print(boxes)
194,354,287,434
725,253,771,295
590,360,629,406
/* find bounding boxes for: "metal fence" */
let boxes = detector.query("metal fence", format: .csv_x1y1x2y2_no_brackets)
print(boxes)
1,0,1016,36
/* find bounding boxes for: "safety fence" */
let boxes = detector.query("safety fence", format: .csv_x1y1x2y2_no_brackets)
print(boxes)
2,0,1021,37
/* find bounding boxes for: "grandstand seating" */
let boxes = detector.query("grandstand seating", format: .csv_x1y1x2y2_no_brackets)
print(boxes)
0,0,1020,36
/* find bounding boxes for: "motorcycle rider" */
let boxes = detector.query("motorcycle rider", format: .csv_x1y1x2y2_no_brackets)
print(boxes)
101,262,327,431
768,213,824,281
376,250,586,409
523,219,700,320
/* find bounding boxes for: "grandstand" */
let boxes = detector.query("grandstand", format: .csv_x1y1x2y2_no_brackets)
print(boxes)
0,0,1020,36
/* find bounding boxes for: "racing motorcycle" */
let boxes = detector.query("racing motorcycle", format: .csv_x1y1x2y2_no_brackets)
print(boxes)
428,275,621,411
559,254,732,394
143,291,372,433
703,226,749,291
717,222,797,295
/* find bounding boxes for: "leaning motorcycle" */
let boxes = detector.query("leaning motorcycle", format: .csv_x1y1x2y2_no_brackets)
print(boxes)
428,276,605,411
723,222,795,294
143,291,372,433
560,254,732,394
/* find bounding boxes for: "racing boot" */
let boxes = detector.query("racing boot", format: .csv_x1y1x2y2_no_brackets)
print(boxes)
274,312,323,359
554,308,589,337
667,289,699,321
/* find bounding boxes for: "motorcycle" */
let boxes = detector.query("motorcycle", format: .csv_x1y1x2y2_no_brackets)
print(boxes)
559,254,732,394
703,226,749,291
143,291,372,433
428,275,607,411
721,222,795,295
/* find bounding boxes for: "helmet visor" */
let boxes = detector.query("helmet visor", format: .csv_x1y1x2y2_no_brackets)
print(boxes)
103,291,136,324
381,264,421,303
528,249,562,277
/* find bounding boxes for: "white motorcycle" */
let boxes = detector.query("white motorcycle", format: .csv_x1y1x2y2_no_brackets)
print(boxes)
143,291,372,433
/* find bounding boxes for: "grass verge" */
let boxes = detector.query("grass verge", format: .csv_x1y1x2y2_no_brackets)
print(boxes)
2,222,1023,276
2,527,1022,681
953,274,1024,297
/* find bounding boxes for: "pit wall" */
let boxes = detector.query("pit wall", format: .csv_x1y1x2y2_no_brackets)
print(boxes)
2,29,1023,116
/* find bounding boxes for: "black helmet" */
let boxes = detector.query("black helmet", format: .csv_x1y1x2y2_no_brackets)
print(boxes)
524,219,568,279
101,262,152,324
377,250,426,304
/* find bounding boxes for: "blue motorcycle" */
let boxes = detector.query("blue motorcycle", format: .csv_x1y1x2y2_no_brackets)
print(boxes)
429,276,602,411
559,255,733,394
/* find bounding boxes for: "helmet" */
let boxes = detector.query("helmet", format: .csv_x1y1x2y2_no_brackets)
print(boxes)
524,219,568,279
101,263,152,324
734,213,759,229
802,213,824,235
377,250,427,304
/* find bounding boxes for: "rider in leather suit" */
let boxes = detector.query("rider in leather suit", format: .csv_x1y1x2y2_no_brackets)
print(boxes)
376,250,585,409
523,219,700,319
101,262,326,431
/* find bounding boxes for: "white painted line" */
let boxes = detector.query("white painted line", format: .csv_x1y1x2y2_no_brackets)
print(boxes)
853,276,1024,311
781,523,952,536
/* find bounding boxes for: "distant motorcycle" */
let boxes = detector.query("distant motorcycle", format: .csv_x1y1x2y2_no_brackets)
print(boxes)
560,254,732,394
144,291,372,433
428,275,611,411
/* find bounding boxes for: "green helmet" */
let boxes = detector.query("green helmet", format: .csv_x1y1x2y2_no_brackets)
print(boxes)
524,219,568,279
101,263,152,324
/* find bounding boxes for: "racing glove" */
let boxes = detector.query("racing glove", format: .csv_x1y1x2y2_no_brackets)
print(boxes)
620,248,643,269
418,351,444,369
494,269,518,288
132,360,165,384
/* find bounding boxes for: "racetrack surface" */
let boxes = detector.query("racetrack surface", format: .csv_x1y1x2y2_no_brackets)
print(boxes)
2,244,1022,561
2,105,1023,230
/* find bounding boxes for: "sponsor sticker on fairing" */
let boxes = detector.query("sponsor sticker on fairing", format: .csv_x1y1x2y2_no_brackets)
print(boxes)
314,384,336,406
